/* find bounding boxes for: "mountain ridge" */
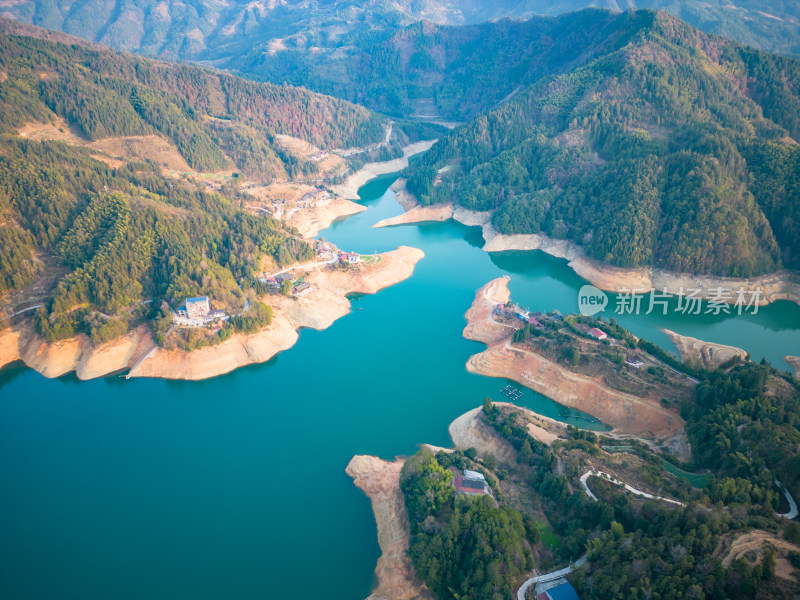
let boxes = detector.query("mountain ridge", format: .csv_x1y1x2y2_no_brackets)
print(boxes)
401,10,800,278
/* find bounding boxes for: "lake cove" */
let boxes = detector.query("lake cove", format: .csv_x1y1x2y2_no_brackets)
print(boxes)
1,174,799,600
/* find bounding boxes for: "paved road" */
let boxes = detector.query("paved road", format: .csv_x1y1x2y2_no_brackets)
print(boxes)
516,555,587,600
580,469,686,506
776,479,799,519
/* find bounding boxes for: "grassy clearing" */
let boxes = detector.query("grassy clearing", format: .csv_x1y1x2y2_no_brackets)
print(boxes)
537,522,561,549
662,459,708,489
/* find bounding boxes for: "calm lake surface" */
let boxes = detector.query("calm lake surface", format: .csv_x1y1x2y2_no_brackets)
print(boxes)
1,174,799,600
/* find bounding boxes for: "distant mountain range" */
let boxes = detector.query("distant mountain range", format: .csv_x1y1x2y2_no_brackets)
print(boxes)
2,0,799,67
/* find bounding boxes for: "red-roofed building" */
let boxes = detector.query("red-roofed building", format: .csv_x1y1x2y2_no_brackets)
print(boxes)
588,327,608,341
453,469,491,496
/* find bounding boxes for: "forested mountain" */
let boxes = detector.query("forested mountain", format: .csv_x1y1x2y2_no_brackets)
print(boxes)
2,1,799,78
404,10,800,278
234,10,655,122
0,24,388,346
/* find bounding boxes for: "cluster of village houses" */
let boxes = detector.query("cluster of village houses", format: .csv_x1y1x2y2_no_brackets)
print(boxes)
495,303,561,331
256,241,362,298
312,240,360,264
495,303,647,370
266,188,333,221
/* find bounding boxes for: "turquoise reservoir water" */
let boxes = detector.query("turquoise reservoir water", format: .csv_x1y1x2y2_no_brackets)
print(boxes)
1,174,799,599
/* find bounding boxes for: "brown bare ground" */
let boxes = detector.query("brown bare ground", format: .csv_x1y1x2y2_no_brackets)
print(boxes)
17,120,236,176
0,324,155,379
464,278,688,455
373,204,454,228
785,356,800,378
720,530,800,582
448,406,517,463
664,328,748,369
275,133,347,178
88,135,195,172
346,455,434,600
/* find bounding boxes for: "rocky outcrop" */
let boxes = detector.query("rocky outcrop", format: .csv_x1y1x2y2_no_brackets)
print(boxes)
463,278,687,454
663,329,748,369
346,455,433,600
0,324,155,380
448,406,517,462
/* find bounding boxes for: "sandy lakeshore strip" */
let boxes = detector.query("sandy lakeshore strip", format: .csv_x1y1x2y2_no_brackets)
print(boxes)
346,456,434,600
331,140,436,200
285,195,366,238
786,356,800,378
463,277,688,457
0,247,424,381
382,180,800,306
663,329,748,369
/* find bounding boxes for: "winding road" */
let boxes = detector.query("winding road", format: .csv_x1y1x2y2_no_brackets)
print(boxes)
516,469,686,599
516,467,798,598
579,469,686,506
776,479,799,520
516,556,587,600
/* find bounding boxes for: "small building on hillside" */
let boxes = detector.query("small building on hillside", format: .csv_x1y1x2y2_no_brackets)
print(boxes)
275,272,296,285
185,296,211,319
453,469,491,496
292,282,314,297
315,241,332,258
588,327,608,341
536,582,579,600
340,252,360,264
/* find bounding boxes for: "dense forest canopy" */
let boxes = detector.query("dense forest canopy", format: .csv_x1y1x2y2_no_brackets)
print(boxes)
403,11,800,277
0,26,393,346
232,10,657,121
0,24,388,155
403,345,800,599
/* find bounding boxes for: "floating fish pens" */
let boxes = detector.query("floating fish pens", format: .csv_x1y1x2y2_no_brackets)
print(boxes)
500,385,523,400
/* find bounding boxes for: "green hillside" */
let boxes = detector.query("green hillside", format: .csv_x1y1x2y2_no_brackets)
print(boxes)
403,11,800,277
233,10,655,121
0,25,388,347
